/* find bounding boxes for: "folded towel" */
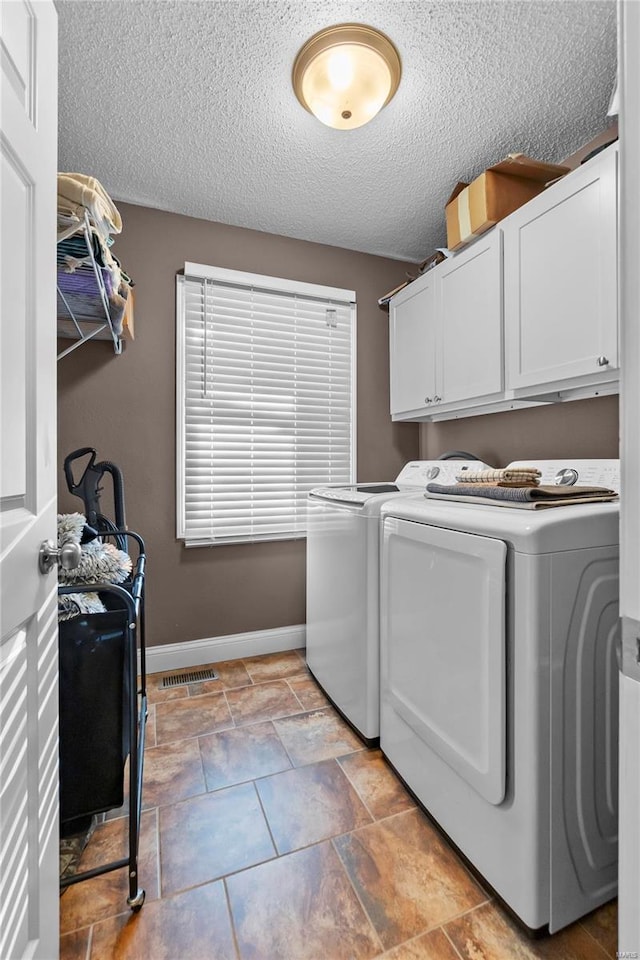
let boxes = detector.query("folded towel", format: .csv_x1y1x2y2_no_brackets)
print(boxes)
426,482,618,509
456,467,542,486
57,172,122,243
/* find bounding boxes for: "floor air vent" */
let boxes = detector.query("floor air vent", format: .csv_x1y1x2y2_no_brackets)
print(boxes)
162,668,219,688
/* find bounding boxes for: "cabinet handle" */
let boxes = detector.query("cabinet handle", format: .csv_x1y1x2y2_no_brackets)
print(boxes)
597,356,609,366
434,395,442,402
424,396,433,404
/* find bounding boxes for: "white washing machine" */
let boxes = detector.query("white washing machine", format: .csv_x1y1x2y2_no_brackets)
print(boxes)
379,459,620,934
306,456,489,743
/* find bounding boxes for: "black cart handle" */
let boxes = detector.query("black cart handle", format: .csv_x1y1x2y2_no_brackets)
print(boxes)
64,447,97,493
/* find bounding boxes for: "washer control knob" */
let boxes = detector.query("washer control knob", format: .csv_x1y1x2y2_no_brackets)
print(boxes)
426,466,440,480
555,468,579,486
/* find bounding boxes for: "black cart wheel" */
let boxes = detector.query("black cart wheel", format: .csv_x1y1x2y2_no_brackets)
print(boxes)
127,888,145,912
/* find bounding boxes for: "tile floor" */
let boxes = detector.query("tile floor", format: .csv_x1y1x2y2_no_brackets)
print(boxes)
59,649,618,960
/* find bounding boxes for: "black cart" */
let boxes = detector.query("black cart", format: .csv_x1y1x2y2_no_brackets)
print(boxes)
58,530,147,912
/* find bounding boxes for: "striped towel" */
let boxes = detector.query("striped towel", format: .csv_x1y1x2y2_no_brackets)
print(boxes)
456,467,542,487
426,482,618,509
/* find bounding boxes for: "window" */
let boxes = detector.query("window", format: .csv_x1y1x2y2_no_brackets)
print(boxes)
176,263,356,545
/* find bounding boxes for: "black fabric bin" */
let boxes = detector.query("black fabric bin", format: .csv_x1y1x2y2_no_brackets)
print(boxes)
58,593,131,828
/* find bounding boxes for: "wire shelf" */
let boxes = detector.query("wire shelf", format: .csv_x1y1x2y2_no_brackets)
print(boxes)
57,212,123,360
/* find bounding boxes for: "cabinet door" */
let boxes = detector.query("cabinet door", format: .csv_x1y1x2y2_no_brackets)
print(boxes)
438,231,503,405
505,147,618,390
389,273,437,415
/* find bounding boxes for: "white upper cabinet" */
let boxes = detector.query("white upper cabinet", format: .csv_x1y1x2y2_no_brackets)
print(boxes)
504,145,618,392
388,143,619,422
438,231,503,406
389,231,503,419
389,270,437,416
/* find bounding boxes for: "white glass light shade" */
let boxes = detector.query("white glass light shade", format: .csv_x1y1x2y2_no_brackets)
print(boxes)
293,24,401,131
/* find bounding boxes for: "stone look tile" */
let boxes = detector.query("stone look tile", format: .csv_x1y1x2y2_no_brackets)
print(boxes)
60,811,159,934
89,882,236,960
580,900,618,958
334,809,486,950
159,781,275,896
445,901,611,960
65,651,610,960
287,674,330,710
243,650,308,683
187,657,252,694
199,721,292,792
256,758,372,854
274,708,364,766
225,680,304,726
379,927,462,959
338,749,416,820
60,928,91,960
144,670,189,704
142,738,206,808
227,841,381,960
155,691,233,744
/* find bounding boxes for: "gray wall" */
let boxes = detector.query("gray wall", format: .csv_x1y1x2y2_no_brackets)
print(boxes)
57,203,418,647
58,135,620,650
420,395,618,465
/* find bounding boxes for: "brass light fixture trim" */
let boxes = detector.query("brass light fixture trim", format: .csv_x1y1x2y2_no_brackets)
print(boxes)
292,23,402,130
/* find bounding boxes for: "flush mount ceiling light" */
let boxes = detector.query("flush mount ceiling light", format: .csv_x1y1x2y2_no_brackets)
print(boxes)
292,23,401,130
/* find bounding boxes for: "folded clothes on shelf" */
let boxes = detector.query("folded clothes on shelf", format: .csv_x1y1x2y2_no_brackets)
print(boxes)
58,227,126,296
56,172,135,350
57,172,122,243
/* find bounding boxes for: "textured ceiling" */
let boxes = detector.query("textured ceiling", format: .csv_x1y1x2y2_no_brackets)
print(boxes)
56,0,617,262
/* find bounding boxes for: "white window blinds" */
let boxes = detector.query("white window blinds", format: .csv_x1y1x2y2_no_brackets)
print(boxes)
177,265,356,545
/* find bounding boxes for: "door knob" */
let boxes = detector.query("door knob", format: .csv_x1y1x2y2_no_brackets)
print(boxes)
434,395,442,402
424,396,433,404
38,540,82,575
597,356,609,366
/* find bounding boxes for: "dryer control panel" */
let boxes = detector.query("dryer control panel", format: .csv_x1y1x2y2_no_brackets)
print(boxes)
395,460,486,487
309,460,491,505
508,459,620,493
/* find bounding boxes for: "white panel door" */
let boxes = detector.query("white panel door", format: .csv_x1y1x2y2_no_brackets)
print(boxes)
505,145,618,390
389,273,437,415
618,0,640,952
382,518,507,804
0,3,59,959
438,230,503,405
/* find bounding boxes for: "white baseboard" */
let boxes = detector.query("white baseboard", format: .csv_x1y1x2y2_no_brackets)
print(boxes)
143,624,306,675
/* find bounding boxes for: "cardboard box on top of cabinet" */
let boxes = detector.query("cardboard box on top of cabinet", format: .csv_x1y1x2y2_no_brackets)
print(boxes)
445,154,570,252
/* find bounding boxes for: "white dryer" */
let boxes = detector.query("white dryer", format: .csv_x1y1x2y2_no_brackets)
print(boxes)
379,459,620,934
306,456,489,743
